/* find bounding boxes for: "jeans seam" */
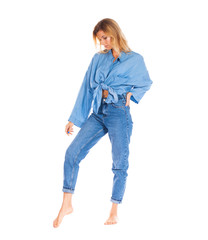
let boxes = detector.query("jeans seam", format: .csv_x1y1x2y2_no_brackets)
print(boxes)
124,104,131,140
69,128,105,189
117,107,129,201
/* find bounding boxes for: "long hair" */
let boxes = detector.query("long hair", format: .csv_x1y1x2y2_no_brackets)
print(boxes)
93,18,132,55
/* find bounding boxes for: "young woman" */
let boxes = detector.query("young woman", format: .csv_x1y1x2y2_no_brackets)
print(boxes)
53,18,153,227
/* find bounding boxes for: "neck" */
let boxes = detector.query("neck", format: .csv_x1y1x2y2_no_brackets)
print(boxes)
111,48,119,57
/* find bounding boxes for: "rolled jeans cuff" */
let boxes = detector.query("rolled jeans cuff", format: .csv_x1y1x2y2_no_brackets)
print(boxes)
111,198,122,204
62,187,74,194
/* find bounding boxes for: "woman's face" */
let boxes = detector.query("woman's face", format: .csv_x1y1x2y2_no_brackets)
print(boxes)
96,30,112,50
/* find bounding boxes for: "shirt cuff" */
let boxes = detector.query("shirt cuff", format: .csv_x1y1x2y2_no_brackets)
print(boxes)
130,92,139,104
68,116,83,128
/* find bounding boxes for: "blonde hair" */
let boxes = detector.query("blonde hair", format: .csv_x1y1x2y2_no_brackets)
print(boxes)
93,18,132,55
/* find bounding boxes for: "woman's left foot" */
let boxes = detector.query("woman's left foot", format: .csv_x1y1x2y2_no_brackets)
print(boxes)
104,215,119,225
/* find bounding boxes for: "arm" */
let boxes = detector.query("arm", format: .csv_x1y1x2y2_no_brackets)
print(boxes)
129,55,153,104
68,54,97,128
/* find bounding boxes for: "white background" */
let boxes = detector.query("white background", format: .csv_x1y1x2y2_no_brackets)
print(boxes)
0,0,207,239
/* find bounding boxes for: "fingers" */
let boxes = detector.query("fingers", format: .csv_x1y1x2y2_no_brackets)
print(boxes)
125,97,130,107
125,92,132,106
65,126,68,134
125,92,132,107
67,127,74,135
125,102,130,107
65,123,74,136
67,128,74,135
65,125,70,135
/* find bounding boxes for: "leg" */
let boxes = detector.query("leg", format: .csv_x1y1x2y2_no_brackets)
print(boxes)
104,203,119,225
63,113,108,193
104,102,133,225
53,113,108,228
107,106,133,204
53,192,73,228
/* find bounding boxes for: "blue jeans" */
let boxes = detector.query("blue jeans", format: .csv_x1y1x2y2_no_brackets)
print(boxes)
62,94,133,204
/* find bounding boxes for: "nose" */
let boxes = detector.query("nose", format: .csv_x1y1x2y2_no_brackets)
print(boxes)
100,39,106,45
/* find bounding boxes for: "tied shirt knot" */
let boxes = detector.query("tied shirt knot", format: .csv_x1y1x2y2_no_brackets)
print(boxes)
92,71,118,114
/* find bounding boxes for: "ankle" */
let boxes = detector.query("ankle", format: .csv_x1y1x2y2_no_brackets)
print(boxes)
61,204,73,211
63,192,72,199
61,200,72,208
110,212,117,216
110,203,118,215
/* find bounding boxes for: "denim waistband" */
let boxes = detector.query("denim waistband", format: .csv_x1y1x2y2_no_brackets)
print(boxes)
118,94,126,100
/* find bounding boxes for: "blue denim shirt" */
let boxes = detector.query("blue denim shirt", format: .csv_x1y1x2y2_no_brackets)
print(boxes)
68,49,153,128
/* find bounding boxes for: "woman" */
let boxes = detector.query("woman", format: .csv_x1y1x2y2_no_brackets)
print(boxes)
53,18,153,227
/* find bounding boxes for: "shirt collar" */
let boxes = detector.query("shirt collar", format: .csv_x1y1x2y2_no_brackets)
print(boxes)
108,49,125,62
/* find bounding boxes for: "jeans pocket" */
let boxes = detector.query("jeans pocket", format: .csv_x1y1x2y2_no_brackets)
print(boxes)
123,99,130,109
111,99,126,108
111,102,124,108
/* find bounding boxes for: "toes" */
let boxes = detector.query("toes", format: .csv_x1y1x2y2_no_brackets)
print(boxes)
104,220,117,225
53,221,57,228
53,221,58,228
53,217,61,228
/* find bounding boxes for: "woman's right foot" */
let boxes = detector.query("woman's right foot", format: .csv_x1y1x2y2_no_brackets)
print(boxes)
53,205,73,228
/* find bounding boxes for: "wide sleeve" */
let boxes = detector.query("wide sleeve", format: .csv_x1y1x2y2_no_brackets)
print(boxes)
129,55,153,104
68,54,97,128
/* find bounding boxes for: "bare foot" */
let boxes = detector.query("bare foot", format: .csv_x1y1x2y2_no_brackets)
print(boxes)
104,215,119,225
53,205,73,228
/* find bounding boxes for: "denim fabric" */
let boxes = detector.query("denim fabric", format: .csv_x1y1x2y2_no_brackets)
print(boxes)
63,94,133,204
68,49,152,128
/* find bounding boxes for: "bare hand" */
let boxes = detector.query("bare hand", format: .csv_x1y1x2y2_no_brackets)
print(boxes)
125,92,133,107
65,121,74,136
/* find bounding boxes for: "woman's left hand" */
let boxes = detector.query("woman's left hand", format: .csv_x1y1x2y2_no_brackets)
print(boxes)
126,92,133,106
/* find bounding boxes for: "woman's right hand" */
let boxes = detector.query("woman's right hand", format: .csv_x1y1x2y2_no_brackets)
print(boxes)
65,121,74,136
